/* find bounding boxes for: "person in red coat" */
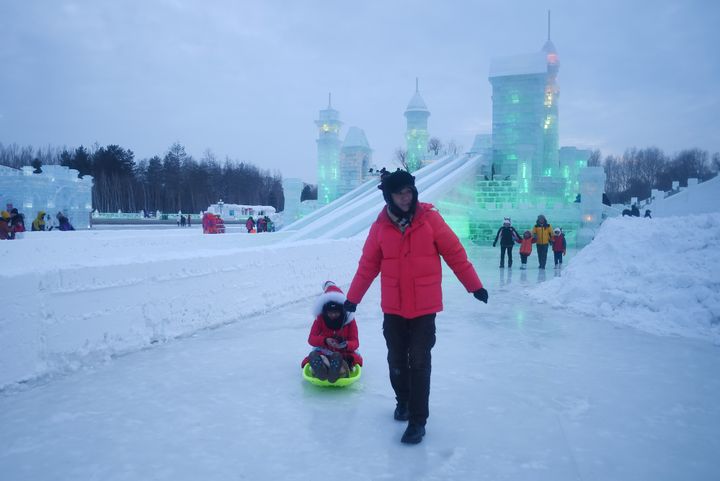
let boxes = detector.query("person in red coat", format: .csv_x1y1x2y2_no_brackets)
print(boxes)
302,281,362,383
344,169,488,445
551,227,567,269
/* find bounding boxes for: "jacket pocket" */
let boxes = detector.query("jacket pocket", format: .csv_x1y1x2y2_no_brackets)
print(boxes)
414,274,442,311
381,275,401,311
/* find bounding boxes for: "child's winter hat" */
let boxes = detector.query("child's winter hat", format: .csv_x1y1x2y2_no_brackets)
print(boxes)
503,217,511,226
523,230,531,238
313,281,354,322
553,227,561,234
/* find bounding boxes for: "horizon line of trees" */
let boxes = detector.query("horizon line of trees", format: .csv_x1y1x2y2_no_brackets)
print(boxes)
1,141,718,212
587,147,719,204
0,142,285,214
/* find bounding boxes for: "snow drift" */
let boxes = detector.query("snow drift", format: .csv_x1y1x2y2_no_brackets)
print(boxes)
530,214,720,343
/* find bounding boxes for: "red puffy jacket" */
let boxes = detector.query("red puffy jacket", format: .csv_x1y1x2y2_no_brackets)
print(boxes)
301,316,363,367
347,203,483,319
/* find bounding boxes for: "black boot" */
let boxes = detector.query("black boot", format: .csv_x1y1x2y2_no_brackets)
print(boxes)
401,423,426,444
394,402,409,421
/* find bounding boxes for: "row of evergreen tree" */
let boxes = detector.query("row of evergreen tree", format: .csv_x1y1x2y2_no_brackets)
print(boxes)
0,142,286,214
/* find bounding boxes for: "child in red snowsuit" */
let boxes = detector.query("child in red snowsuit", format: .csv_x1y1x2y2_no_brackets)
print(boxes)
517,230,536,270
552,228,567,268
302,281,362,383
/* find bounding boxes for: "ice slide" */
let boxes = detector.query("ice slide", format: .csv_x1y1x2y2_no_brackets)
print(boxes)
280,153,485,242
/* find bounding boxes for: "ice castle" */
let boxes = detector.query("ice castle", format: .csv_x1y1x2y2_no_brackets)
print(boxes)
294,13,606,247
0,165,93,229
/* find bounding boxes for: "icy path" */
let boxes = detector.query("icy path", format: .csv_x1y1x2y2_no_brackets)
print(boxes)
1,253,719,481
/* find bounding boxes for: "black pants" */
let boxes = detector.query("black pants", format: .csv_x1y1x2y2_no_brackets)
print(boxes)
383,313,436,426
520,253,529,265
537,244,549,268
499,245,514,267
554,251,563,265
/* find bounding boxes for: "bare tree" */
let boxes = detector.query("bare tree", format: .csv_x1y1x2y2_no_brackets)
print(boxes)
395,148,408,170
427,137,442,156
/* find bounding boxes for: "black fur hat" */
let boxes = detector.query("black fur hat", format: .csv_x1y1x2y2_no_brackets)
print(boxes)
378,169,418,218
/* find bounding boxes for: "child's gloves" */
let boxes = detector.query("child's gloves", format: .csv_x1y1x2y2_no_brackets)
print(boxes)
473,288,489,304
326,337,348,350
344,300,357,312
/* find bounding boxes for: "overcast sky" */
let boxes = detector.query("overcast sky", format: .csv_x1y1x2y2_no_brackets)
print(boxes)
1,0,718,183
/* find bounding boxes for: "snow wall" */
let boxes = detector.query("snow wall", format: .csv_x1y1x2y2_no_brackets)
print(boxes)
1,239,362,390
529,213,720,343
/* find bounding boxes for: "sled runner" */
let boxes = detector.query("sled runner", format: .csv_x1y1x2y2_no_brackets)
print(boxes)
302,363,362,387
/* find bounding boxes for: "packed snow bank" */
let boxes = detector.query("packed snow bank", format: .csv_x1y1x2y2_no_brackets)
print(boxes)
1,230,363,389
529,214,720,343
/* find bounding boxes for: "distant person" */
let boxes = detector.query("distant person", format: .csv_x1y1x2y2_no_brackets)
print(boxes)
56,212,75,231
532,214,553,269
0,211,13,240
45,213,56,231
551,227,567,269
344,169,488,445
302,281,362,383
516,230,536,270
492,217,520,268
631,205,640,217
644,209,652,218
257,216,266,233
186,214,192,227
32,211,47,231
9,208,25,234
180,215,186,227
245,216,255,233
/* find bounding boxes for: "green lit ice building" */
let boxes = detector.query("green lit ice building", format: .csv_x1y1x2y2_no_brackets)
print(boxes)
315,94,342,206
465,20,592,244
404,79,430,173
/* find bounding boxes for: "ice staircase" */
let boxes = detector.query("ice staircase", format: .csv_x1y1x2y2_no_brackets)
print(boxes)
280,153,484,242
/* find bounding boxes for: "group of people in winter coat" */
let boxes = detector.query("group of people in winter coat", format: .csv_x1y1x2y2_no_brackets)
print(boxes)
492,215,566,269
245,215,273,233
1,209,74,239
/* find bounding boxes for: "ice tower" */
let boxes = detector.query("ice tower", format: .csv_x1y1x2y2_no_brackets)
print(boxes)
404,78,430,173
468,12,591,244
338,127,372,197
315,93,342,205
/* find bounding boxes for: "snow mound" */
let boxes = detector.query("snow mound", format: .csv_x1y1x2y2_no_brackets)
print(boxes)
529,214,720,343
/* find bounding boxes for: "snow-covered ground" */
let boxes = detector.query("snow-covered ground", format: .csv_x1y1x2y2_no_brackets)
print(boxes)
2,215,719,480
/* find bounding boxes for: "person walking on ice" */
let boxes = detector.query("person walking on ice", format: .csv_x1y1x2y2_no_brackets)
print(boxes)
344,169,488,445
492,217,520,268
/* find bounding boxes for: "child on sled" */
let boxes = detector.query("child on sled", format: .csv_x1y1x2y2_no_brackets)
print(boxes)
301,281,363,383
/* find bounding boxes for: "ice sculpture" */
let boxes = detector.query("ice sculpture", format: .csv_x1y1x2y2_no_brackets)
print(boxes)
315,93,342,206
0,164,93,229
338,127,372,197
404,78,430,173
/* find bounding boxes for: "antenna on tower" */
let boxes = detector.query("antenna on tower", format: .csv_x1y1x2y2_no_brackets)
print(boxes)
416,77,419,93
547,10,551,41
328,92,332,108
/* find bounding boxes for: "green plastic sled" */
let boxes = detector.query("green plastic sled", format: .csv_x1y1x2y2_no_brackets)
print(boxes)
302,363,362,387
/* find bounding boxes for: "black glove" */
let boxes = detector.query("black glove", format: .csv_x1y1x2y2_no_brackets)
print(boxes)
344,300,357,312
492,242,496,247
473,288,488,304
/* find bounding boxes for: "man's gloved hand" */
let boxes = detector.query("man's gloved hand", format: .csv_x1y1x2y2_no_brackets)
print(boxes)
473,288,489,304
344,300,357,312
492,242,496,247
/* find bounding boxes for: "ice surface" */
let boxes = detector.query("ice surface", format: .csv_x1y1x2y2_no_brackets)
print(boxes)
1,213,719,480
1,244,719,480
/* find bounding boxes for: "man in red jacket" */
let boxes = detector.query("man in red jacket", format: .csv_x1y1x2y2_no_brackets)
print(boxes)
344,169,488,444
